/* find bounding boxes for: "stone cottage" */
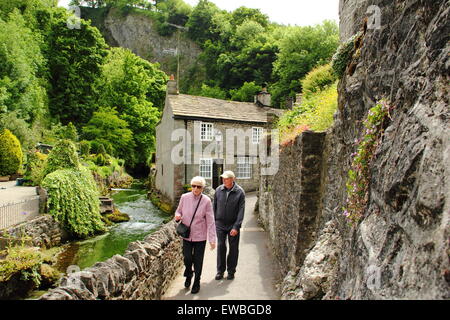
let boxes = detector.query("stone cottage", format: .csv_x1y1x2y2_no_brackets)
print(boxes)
155,79,283,205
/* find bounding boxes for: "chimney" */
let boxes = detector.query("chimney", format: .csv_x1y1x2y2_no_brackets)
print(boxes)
255,84,271,107
167,74,178,95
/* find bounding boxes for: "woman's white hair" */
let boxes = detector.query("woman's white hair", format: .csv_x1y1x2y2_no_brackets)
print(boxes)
190,176,206,188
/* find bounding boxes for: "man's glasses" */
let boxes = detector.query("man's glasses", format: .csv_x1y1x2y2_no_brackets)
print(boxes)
191,185,203,189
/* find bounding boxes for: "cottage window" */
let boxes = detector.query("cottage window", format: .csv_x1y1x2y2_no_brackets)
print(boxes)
236,157,252,179
200,122,214,141
252,127,263,144
199,158,212,179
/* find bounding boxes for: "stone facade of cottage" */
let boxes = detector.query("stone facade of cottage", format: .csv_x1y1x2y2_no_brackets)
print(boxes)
155,79,282,205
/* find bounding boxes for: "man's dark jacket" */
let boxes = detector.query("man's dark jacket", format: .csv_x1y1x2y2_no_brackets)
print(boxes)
213,183,245,231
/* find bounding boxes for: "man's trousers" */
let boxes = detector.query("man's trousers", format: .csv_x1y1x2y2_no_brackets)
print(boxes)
216,228,240,274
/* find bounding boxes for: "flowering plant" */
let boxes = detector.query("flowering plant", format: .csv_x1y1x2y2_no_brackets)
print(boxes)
343,100,394,224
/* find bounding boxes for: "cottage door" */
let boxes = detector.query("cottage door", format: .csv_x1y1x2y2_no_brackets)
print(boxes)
212,160,223,189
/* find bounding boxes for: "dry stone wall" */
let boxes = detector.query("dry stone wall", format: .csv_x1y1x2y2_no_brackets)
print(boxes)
39,220,183,300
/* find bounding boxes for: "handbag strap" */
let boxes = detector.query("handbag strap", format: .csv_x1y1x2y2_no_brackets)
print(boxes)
187,194,203,228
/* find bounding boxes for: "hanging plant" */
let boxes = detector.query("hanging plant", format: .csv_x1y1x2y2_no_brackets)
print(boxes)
42,167,106,238
343,100,394,225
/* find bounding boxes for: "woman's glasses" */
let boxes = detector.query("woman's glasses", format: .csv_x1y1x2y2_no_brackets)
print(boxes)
191,185,203,189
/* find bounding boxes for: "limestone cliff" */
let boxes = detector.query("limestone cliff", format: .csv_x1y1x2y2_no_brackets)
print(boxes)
259,0,449,299
80,7,203,91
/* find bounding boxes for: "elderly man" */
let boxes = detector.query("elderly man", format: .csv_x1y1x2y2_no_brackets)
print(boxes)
213,170,245,280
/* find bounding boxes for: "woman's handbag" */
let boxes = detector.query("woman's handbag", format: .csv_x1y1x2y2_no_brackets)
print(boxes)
176,195,203,238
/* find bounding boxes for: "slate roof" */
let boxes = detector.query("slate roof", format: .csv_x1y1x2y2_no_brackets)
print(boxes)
168,94,283,124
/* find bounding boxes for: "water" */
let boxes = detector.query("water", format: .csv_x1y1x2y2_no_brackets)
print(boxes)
55,181,168,273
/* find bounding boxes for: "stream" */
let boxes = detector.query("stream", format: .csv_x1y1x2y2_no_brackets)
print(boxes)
26,181,169,299
54,181,167,273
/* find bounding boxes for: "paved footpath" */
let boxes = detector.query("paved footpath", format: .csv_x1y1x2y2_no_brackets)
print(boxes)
0,181,37,205
163,192,280,300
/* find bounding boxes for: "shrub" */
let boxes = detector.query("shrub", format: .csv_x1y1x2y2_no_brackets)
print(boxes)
277,83,338,145
23,151,47,186
41,167,106,238
79,140,90,156
301,63,337,98
43,139,80,178
0,246,42,286
0,129,23,176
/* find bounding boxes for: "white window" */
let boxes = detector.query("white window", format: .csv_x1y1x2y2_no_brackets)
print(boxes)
201,122,213,141
199,158,212,179
236,157,252,179
252,127,263,144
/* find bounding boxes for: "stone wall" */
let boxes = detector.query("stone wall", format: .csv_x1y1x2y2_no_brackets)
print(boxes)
39,220,183,300
258,131,326,277
0,214,67,250
258,0,449,300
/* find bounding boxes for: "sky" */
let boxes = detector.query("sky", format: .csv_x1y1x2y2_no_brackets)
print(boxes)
58,0,340,27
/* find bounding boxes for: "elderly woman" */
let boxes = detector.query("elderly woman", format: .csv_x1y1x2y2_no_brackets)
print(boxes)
175,176,216,294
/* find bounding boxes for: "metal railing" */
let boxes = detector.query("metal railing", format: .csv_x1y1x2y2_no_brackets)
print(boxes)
0,196,40,230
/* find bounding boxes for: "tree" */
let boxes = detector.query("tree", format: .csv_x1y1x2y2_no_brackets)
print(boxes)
0,11,47,123
230,82,262,102
186,0,222,45
82,107,135,164
271,20,339,108
46,9,109,126
96,47,167,168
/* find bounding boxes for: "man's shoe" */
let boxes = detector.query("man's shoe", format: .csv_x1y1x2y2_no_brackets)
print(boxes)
226,273,235,280
215,272,224,280
184,276,192,288
191,281,200,294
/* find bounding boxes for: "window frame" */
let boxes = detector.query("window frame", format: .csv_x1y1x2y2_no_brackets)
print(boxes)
236,156,252,179
252,127,263,144
200,122,214,141
199,158,213,179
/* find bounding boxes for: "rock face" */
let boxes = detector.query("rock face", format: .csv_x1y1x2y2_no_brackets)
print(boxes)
258,0,449,300
82,7,203,89
39,221,183,300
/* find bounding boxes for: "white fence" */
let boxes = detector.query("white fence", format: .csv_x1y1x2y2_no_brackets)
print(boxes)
0,196,40,230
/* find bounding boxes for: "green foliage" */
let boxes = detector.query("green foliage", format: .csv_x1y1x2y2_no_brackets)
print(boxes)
277,82,338,145
301,63,337,98
23,151,48,186
43,139,80,178
0,10,48,123
332,31,363,79
196,83,227,100
271,20,339,108
46,9,109,126
95,47,167,167
79,140,91,156
0,246,42,285
42,167,106,238
186,0,222,45
82,107,135,163
344,100,394,224
230,81,262,102
0,128,23,176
